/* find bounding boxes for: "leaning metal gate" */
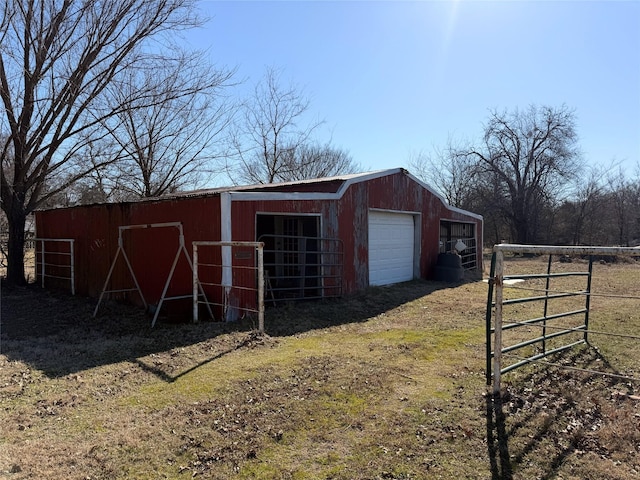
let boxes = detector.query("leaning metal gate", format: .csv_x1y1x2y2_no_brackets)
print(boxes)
93,222,211,327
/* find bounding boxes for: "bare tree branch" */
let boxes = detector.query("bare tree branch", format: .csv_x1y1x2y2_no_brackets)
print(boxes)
0,0,205,284
102,51,236,198
227,66,329,185
465,104,581,243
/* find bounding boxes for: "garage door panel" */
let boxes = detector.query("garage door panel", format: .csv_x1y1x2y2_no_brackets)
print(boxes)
368,211,415,286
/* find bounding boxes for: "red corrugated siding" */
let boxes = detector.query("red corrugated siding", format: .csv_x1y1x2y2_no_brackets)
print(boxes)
340,172,483,286
227,172,482,294
35,196,221,306
35,170,483,317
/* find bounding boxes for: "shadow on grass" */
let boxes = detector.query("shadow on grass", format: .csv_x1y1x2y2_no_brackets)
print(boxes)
131,330,267,383
486,393,513,480
485,345,630,480
1,278,459,379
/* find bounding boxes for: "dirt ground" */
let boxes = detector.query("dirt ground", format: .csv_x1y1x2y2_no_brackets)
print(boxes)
0,279,257,380
1,259,640,479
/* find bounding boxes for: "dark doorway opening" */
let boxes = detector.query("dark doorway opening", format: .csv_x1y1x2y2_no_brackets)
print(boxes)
439,220,477,270
256,214,321,301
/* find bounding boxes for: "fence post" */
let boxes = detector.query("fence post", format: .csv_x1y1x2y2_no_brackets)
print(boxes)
492,250,505,395
40,240,45,288
258,243,264,334
485,252,497,386
69,240,75,295
542,254,553,354
193,244,199,323
584,256,594,343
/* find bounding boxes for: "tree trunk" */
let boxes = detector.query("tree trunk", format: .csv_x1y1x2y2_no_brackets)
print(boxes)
6,209,27,286
513,217,529,244
510,194,530,244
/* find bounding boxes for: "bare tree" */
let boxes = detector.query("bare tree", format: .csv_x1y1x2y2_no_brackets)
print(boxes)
104,52,236,198
566,166,605,245
408,142,479,210
551,162,640,246
229,66,325,184
0,0,205,284
279,143,360,182
633,163,640,245
605,165,636,246
464,105,581,244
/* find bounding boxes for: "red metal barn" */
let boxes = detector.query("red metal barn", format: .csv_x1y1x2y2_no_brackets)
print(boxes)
34,169,483,320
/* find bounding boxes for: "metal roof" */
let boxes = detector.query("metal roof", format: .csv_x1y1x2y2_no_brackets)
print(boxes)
157,169,400,200
38,169,405,210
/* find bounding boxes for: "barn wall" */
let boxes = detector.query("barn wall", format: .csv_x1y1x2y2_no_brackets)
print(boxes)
35,196,221,306
227,189,366,294
227,170,482,294
34,169,483,319
336,171,482,289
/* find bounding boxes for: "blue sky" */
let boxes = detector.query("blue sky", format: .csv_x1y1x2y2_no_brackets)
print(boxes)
189,1,640,176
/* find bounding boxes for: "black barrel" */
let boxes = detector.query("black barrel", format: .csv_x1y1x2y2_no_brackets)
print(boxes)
434,253,464,282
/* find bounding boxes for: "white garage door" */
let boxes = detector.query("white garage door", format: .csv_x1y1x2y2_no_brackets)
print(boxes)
368,211,415,286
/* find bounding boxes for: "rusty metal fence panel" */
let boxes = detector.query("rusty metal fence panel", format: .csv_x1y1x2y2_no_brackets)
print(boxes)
440,236,477,270
192,241,265,333
257,234,343,304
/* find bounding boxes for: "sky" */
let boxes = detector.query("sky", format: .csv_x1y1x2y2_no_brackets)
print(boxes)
186,0,640,178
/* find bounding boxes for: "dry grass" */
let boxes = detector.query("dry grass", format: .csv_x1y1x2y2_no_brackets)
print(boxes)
0,248,36,282
1,255,639,479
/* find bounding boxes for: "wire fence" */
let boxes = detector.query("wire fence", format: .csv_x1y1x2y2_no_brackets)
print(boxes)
193,241,265,333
